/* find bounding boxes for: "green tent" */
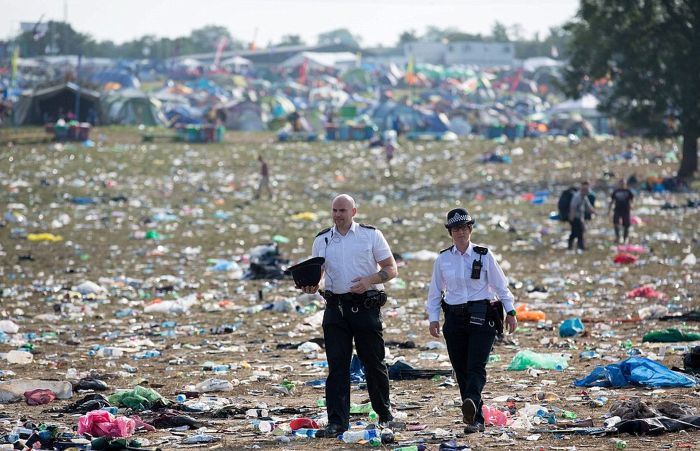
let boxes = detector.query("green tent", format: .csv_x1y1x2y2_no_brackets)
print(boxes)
101,88,166,126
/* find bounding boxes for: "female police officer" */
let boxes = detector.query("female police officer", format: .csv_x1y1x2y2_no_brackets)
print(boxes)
425,208,517,434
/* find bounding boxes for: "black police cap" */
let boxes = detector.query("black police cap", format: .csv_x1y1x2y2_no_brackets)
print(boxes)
285,257,325,287
444,208,475,229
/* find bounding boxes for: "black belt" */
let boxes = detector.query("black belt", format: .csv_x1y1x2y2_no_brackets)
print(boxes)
322,290,387,309
441,299,491,315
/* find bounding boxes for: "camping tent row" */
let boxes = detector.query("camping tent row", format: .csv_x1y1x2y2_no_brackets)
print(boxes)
13,83,166,126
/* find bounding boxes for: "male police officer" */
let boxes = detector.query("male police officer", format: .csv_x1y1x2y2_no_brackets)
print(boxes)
426,208,517,434
298,194,398,437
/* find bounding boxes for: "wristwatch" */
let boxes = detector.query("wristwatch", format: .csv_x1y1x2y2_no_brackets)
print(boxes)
506,310,517,317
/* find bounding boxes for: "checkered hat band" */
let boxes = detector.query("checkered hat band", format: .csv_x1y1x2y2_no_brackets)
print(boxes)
447,214,471,225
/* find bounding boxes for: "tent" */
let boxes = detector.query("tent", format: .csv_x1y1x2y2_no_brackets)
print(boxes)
13,82,101,125
215,100,267,131
279,52,357,71
101,88,166,126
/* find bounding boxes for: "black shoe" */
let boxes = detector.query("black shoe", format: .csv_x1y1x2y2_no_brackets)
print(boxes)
461,398,476,424
316,423,347,438
463,422,485,434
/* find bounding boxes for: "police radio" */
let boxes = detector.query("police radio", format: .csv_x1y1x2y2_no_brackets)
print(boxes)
471,246,488,279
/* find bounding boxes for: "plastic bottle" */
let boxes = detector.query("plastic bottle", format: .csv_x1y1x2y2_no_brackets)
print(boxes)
341,429,379,443
368,411,379,422
176,394,187,403
196,378,234,393
579,350,598,359
614,439,627,449
97,347,124,358
391,446,426,451
293,428,319,438
100,406,118,415
133,350,160,359
561,410,577,419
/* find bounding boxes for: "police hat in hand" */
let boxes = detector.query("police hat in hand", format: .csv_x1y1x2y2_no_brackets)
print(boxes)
444,207,475,229
285,257,325,287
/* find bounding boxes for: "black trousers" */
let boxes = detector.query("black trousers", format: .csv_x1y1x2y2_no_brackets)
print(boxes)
443,311,497,425
568,218,585,250
322,301,391,427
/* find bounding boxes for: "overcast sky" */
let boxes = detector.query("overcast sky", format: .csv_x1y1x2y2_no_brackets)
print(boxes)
2,0,580,48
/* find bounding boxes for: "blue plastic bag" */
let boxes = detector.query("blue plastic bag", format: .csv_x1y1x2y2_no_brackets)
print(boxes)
559,318,585,337
574,356,697,388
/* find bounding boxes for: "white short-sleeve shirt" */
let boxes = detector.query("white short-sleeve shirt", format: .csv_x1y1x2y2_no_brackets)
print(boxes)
425,242,515,322
312,221,392,293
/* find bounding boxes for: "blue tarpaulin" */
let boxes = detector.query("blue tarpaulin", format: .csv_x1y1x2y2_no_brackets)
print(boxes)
574,357,697,388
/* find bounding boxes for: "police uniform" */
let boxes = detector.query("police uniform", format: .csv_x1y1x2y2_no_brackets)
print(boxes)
425,209,515,431
311,221,393,430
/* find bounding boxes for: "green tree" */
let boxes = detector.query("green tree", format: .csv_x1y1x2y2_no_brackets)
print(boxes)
398,30,418,45
317,28,361,47
188,25,235,53
15,21,90,56
564,0,700,178
491,21,510,42
276,34,305,47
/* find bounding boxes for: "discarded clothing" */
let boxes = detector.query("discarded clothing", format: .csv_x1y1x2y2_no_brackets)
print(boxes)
387,360,453,380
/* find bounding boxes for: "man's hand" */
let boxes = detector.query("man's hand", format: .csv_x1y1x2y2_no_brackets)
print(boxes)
505,315,518,334
429,321,441,338
299,285,319,294
350,276,372,294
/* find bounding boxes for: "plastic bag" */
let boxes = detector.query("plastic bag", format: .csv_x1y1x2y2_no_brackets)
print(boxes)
482,404,511,426
507,350,569,371
108,386,167,411
559,318,585,337
78,410,136,438
642,328,700,343
573,356,697,388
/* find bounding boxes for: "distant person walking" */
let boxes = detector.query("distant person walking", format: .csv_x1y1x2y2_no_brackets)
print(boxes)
608,178,634,244
383,130,398,177
254,155,273,200
568,181,596,251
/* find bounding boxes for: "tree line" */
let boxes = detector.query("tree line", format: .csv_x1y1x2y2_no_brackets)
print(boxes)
10,21,568,60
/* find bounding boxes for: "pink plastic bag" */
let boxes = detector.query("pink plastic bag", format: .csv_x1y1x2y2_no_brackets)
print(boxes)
482,404,511,427
24,389,57,405
78,410,136,438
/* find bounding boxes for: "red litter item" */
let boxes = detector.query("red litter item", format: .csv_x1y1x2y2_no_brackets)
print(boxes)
626,285,665,299
613,252,638,264
289,417,320,431
24,389,57,405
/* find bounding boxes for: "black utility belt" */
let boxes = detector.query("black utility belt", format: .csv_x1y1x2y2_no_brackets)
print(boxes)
442,300,504,332
441,300,492,315
322,290,387,309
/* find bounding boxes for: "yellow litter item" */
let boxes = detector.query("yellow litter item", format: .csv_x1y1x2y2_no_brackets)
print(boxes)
291,212,318,221
27,233,63,242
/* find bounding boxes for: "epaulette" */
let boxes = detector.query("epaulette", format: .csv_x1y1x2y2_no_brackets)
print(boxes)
315,227,331,237
359,223,376,230
439,245,454,254
473,245,488,255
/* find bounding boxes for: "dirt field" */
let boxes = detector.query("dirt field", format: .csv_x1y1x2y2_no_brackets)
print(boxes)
0,128,698,450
